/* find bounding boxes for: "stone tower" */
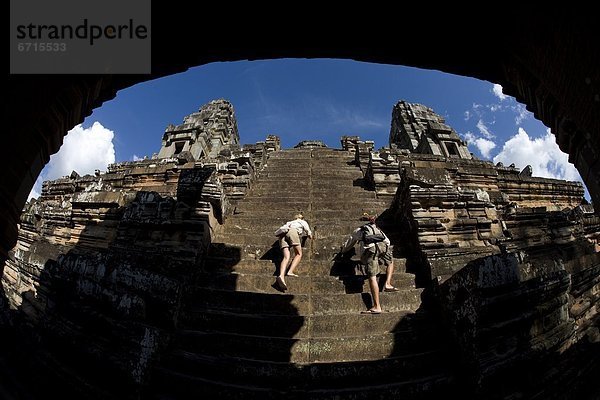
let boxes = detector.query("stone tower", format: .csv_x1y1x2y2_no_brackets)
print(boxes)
389,100,472,159
157,99,240,160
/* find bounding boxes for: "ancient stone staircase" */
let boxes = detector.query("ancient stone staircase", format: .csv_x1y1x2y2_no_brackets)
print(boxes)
150,147,454,398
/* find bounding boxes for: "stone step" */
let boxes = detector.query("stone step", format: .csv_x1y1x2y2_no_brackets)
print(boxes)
220,223,364,237
262,165,358,172
186,288,424,316
150,365,453,399
251,171,363,179
262,166,361,173
174,328,432,363
255,175,362,183
253,174,360,181
193,271,416,294
266,152,316,155
259,164,359,170
247,189,380,197
248,196,379,205
312,208,391,219
202,255,409,276
217,221,393,239
266,155,354,161
226,199,391,214
247,181,373,189
231,202,312,212
234,199,382,211
262,164,357,170
238,192,378,202
221,220,399,235
222,214,394,225
277,148,349,154
232,200,384,213
160,347,448,390
207,243,406,264
220,220,392,237
310,153,354,158
214,233,323,245
180,308,429,338
244,190,373,198
265,156,313,162
212,236,396,256
313,225,400,239
220,219,377,232
268,152,351,159
267,155,355,159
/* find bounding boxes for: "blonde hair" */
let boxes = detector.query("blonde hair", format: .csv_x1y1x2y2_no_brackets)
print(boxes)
361,212,376,222
294,213,304,220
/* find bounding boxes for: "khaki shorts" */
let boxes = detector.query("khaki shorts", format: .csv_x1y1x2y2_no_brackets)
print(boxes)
361,244,392,277
280,228,301,249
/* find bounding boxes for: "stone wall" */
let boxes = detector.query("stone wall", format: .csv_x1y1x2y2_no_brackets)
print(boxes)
1,102,275,396
242,134,281,171
393,153,587,283
390,152,599,398
2,164,223,394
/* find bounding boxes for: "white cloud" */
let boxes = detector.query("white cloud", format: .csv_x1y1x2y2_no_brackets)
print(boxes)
493,128,581,181
323,103,384,128
28,175,43,202
46,122,115,179
464,110,472,121
27,122,116,201
463,131,476,143
489,83,532,126
512,103,531,125
492,84,508,101
132,154,142,161
476,119,494,139
474,138,496,159
463,131,496,159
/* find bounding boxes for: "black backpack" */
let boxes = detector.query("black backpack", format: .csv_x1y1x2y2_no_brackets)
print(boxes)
361,224,386,244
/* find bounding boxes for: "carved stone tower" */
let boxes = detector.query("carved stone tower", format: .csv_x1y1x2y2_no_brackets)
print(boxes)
389,100,472,159
157,99,240,160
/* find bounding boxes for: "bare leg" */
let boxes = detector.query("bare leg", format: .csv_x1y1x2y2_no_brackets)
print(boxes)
278,247,291,284
367,275,382,312
384,262,395,289
286,244,303,275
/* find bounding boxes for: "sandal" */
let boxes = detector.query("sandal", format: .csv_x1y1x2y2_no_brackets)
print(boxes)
361,309,382,314
384,286,399,292
286,273,299,277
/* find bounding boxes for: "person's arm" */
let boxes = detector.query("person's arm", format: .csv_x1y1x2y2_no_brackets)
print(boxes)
301,220,312,238
383,233,390,246
340,229,360,253
376,225,391,245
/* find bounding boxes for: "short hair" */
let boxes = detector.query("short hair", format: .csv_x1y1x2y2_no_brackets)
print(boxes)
294,213,304,220
360,212,376,222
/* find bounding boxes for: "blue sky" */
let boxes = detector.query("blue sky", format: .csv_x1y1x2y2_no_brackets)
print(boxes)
29,58,585,198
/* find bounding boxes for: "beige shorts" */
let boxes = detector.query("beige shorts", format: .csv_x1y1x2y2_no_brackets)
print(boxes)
361,244,392,277
280,228,301,249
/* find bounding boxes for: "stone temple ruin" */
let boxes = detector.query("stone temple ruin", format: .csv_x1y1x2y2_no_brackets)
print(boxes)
389,100,472,159
2,99,599,399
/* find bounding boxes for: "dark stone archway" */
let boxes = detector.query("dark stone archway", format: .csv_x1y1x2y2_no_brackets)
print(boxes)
5,9,599,263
